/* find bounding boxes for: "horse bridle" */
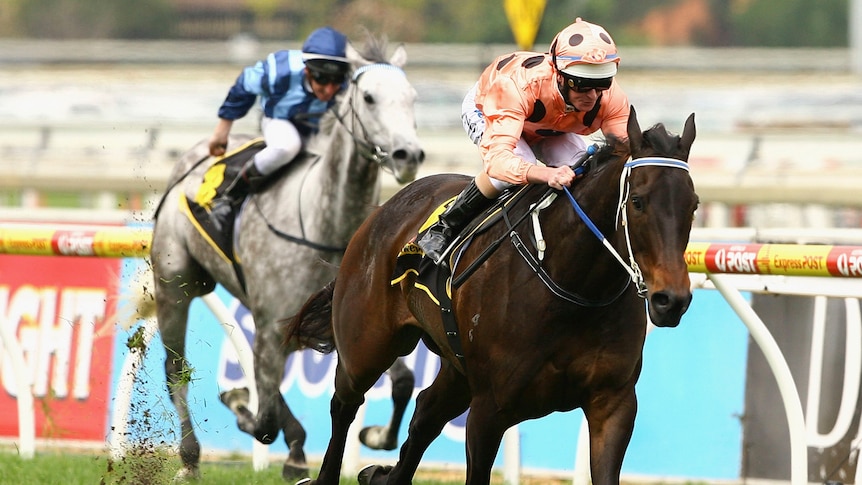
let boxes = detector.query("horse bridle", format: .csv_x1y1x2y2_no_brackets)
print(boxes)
330,62,407,175
561,156,691,298
257,63,409,254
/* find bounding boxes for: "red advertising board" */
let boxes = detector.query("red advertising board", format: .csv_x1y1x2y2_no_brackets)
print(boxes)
0,254,120,441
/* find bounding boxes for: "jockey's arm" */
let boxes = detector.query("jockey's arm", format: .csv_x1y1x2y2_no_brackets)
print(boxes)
209,118,234,157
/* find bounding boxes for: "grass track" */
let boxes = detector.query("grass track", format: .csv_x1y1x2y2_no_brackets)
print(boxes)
2,449,575,484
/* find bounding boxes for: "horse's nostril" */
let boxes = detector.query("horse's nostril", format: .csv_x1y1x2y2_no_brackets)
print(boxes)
651,292,671,309
392,148,425,164
651,291,692,315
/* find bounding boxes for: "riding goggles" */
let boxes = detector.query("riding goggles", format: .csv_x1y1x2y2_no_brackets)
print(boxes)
563,74,613,93
309,69,347,86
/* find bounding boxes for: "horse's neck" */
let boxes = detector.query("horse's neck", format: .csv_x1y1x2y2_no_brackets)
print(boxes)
271,98,380,236
538,158,629,288
325,104,381,193
317,101,381,204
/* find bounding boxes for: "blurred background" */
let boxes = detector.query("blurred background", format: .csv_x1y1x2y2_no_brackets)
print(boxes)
0,0,860,228
1,3,861,482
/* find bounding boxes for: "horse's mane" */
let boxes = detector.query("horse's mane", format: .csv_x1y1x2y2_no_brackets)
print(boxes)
642,122,680,153
353,30,391,64
584,134,630,175
584,121,678,175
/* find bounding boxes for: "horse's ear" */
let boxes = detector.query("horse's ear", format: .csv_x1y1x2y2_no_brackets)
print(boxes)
346,42,371,67
389,43,408,68
626,105,644,151
680,112,696,154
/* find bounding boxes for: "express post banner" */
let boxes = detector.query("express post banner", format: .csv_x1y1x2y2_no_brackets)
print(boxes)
685,242,862,278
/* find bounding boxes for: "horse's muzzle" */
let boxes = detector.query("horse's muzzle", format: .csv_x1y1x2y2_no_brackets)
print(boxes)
647,290,692,327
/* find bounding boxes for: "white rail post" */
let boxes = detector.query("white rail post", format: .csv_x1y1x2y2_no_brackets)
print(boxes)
108,317,159,459
0,315,35,459
502,426,521,484
708,273,808,485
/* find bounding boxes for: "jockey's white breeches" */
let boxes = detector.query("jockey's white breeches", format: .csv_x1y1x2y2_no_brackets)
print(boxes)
253,117,303,176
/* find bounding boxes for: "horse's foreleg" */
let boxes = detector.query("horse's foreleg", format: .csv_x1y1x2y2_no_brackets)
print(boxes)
371,361,470,485
584,387,637,485
219,387,256,434
463,394,510,485
255,323,309,480
276,397,309,481
360,357,415,451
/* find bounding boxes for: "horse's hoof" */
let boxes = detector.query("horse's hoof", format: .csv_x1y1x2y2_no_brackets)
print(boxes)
219,387,250,411
172,465,201,482
283,463,310,482
358,464,392,485
254,431,278,445
359,426,397,451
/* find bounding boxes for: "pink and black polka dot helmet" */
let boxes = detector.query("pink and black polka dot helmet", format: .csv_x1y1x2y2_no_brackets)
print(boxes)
550,18,620,80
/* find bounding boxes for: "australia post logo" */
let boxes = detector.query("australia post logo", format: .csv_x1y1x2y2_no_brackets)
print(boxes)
54,231,97,256
829,247,862,277
706,244,761,274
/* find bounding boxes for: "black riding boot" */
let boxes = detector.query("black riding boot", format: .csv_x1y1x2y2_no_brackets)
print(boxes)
208,160,266,232
417,179,494,264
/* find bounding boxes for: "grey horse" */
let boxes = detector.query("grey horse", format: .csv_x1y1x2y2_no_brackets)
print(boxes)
149,35,425,481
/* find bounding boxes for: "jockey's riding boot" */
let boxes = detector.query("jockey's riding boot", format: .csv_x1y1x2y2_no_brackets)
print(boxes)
208,160,266,232
417,179,494,264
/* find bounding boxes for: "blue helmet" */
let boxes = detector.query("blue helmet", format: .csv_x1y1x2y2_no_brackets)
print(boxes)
302,27,350,77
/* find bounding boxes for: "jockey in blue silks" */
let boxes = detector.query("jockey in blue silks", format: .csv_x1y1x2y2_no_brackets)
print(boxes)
207,26,351,231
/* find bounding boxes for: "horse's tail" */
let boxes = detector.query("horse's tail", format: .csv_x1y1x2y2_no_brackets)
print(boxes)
284,279,336,354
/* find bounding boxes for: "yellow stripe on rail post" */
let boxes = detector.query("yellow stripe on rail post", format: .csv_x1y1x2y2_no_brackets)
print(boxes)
0,225,151,258
685,241,862,278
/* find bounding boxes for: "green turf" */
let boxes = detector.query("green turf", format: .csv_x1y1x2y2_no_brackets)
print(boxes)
0,449,467,484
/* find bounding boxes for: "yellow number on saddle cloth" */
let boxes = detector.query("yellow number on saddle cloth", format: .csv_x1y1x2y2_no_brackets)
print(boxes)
194,163,227,210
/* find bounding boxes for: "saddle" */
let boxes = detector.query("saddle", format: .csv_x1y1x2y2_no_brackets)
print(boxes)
391,184,550,368
392,183,543,301
181,137,266,291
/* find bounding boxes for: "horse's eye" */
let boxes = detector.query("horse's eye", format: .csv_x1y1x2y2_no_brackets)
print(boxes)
631,195,644,211
363,93,375,104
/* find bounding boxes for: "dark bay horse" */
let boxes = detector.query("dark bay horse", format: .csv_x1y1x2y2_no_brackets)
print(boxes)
289,106,698,485
148,35,424,480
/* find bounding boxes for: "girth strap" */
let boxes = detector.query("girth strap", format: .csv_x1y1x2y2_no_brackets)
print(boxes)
436,263,467,371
